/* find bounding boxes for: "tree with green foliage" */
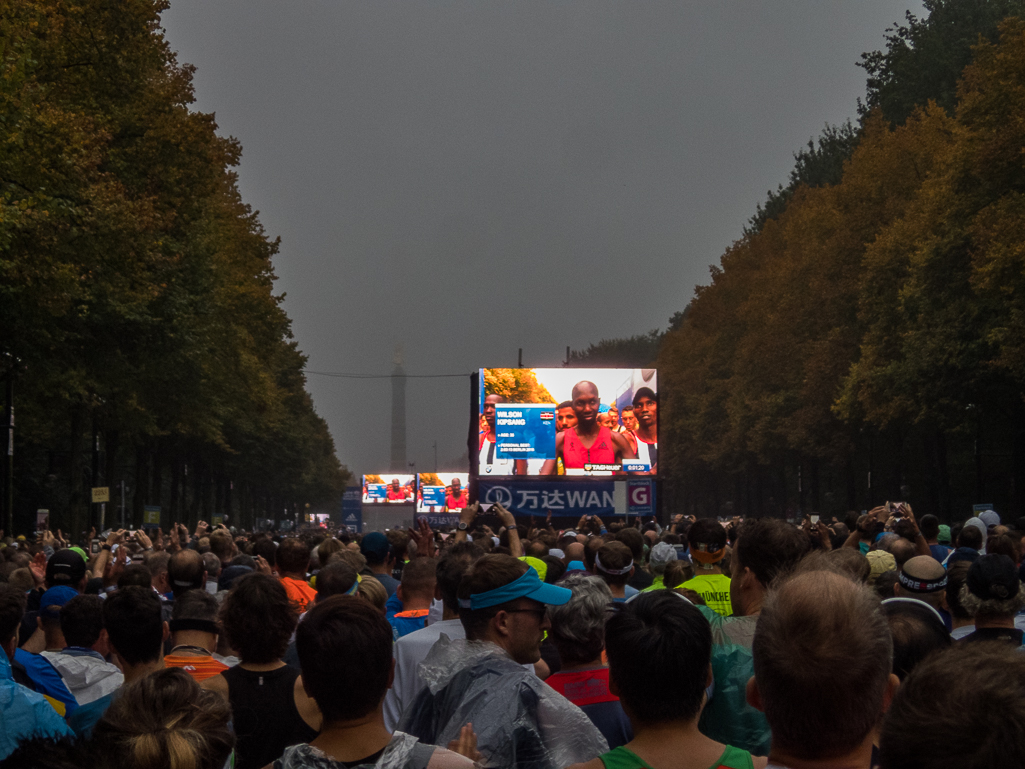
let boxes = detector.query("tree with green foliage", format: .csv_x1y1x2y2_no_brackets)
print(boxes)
566,330,664,368
0,0,348,535
859,0,1025,125
746,121,861,234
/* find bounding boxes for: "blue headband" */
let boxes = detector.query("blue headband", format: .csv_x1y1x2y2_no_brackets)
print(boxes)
345,574,362,596
458,566,570,610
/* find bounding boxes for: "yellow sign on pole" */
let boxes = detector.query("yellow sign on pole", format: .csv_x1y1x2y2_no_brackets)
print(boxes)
91,487,110,504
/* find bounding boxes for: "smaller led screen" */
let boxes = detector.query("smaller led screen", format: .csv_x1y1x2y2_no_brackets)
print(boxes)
362,474,415,504
416,473,470,513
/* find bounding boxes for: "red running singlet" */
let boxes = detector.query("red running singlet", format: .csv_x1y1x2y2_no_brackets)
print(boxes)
563,426,616,468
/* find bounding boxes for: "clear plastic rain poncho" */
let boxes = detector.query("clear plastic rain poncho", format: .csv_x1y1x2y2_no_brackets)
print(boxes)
695,607,771,756
398,636,609,769
275,732,465,769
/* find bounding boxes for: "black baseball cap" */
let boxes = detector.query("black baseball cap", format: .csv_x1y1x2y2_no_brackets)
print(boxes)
966,554,1020,601
46,548,87,586
632,387,657,406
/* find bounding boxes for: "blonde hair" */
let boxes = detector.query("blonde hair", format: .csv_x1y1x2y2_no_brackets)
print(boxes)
92,668,234,769
318,537,343,565
358,575,388,612
329,548,367,573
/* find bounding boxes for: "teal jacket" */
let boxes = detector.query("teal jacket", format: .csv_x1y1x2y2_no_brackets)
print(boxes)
696,606,771,757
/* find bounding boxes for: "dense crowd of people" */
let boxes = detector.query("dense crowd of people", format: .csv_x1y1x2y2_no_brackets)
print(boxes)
1,500,1024,768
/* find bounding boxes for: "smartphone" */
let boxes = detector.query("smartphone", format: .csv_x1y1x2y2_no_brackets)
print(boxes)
475,512,501,532
810,514,820,525
90,538,101,555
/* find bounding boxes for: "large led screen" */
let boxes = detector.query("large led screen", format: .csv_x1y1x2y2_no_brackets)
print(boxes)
476,368,657,477
362,474,415,503
416,473,470,512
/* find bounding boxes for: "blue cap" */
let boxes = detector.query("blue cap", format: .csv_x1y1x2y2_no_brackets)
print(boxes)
458,566,571,610
39,586,78,620
360,532,390,563
218,565,253,592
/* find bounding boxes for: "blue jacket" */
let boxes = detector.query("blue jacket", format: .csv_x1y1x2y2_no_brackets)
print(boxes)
39,648,123,737
14,648,77,717
0,652,73,759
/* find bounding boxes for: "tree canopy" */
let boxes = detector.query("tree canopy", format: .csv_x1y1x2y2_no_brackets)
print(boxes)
1,0,348,533
484,369,555,405
659,13,1025,519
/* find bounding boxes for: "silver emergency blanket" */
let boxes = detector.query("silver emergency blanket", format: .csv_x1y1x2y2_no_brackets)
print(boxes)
398,636,609,769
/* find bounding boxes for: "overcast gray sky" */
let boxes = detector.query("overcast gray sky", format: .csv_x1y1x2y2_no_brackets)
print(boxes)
160,1,922,481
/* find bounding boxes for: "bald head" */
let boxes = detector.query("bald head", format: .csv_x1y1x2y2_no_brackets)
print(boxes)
571,381,599,399
564,542,585,564
754,571,893,761
167,548,206,598
895,555,948,609
901,555,946,583
889,538,917,568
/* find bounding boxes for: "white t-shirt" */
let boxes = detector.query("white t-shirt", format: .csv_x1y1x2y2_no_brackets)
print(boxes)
384,620,467,731
634,436,656,469
479,437,515,475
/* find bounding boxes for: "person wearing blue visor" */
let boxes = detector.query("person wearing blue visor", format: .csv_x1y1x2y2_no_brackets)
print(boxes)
399,555,609,768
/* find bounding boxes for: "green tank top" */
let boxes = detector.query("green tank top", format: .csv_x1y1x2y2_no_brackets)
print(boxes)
599,745,754,769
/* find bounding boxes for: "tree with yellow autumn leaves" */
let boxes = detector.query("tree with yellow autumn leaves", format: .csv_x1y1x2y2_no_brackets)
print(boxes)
658,9,1025,519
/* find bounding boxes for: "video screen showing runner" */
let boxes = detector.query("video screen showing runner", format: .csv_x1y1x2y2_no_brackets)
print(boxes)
476,368,658,477
417,473,470,513
362,474,415,504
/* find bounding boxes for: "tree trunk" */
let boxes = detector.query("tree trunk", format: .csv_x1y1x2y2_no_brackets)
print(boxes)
798,458,807,514
133,441,148,527
225,477,234,526
810,457,821,513
1012,423,1025,517
68,406,85,541
169,458,181,525
845,457,857,511
151,440,163,512
104,429,120,527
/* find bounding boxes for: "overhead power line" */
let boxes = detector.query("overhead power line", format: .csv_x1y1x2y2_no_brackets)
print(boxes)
304,370,471,380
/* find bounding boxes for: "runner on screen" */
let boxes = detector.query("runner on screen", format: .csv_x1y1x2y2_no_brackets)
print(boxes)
632,387,658,475
540,381,636,476
479,394,527,475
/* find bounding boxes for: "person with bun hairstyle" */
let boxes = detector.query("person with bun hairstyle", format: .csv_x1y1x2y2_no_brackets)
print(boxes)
91,668,234,769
